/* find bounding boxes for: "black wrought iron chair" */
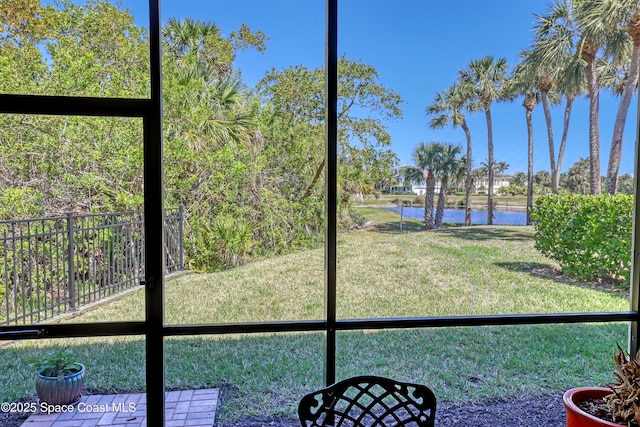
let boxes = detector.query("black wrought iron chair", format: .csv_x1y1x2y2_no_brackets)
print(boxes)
297,375,436,427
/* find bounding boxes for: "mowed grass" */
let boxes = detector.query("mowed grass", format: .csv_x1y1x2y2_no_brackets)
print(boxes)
0,208,630,419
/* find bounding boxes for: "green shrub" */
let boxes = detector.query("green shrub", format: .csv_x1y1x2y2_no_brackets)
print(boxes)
0,188,44,220
498,184,526,196
531,194,632,283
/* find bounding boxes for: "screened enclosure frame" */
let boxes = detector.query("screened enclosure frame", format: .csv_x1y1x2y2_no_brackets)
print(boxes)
0,1,639,425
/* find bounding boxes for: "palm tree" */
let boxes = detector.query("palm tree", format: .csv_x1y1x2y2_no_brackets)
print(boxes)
163,17,231,81
574,0,635,194
472,167,488,193
434,144,463,228
494,161,510,174
402,142,443,230
458,56,509,225
582,0,640,193
163,18,255,150
528,4,585,195
533,0,619,194
427,83,481,226
504,60,538,224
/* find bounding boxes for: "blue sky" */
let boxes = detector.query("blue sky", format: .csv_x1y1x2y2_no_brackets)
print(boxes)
122,0,637,176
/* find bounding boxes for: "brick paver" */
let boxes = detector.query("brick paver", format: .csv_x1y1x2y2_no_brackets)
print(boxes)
21,389,218,427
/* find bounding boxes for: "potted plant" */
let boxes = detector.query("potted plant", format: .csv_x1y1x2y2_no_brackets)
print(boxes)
564,344,640,426
28,349,85,405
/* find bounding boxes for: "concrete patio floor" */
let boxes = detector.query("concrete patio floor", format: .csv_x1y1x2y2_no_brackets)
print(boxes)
21,388,219,427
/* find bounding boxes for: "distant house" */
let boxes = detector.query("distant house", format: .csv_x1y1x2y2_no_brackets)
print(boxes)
409,182,443,196
392,170,445,196
473,173,511,194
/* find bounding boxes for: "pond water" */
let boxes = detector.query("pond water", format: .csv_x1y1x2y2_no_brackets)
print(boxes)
382,206,527,225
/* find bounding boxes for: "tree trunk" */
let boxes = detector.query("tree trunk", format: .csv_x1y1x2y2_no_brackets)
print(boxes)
540,90,558,194
424,172,436,230
606,44,640,194
586,58,601,194
555,95,574,191
435,176,449,227
526,108,534,226
485,105,494,225
462,123,473,226
300,159,325,201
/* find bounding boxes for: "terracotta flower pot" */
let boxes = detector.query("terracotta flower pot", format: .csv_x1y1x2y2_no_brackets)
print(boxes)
563,387,622,427
35,363,85,405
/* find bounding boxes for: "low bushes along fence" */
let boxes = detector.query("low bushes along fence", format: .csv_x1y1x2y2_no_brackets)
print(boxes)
0,207,184,325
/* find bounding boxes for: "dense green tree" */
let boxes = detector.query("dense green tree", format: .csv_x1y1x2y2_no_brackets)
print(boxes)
618,173,635,194
510,172,527,187
566,157,591,194
257,56,403,205
0,0,149,215
0,1,326,270
534,170,553,189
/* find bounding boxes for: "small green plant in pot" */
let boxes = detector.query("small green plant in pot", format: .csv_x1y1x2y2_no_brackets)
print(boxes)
28,349,85,405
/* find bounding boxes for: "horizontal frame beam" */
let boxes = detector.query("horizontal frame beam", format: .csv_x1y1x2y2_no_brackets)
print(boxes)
3,312,633,340
0,94,151,117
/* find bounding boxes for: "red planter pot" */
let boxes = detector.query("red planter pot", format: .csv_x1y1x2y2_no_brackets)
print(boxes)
563,387,622,427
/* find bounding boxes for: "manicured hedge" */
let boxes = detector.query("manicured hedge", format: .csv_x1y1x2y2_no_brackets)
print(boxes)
531,194,632,283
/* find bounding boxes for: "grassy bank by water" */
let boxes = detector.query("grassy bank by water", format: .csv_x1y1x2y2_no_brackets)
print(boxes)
364,194,529,210
1,211,629,420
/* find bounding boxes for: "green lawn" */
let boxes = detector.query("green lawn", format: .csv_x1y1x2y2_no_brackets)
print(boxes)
0,209,629,420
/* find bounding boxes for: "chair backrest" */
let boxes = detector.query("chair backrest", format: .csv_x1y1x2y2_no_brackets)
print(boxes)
297,375,436,427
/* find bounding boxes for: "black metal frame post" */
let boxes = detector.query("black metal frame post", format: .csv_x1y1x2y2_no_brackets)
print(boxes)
324,0,338,387
145,0,165,425
629,92,640,356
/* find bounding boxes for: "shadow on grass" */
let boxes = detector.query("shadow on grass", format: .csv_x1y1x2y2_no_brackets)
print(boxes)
366,220,425,234
434,225,533,242
495,261,628,295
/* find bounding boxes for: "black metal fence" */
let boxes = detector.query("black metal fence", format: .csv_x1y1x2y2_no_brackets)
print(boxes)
0,207,184,325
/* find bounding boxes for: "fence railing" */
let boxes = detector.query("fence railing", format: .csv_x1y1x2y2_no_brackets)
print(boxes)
0,206,184,325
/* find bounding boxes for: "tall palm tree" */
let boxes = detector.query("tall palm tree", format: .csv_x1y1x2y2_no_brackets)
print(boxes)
528,4,585,195
574,0,633,194
434,144,463,228
581,0,640,193
402,142,443,230
533,0,618,195
427,83,481,226
504,56,538,224
458,56,509,225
